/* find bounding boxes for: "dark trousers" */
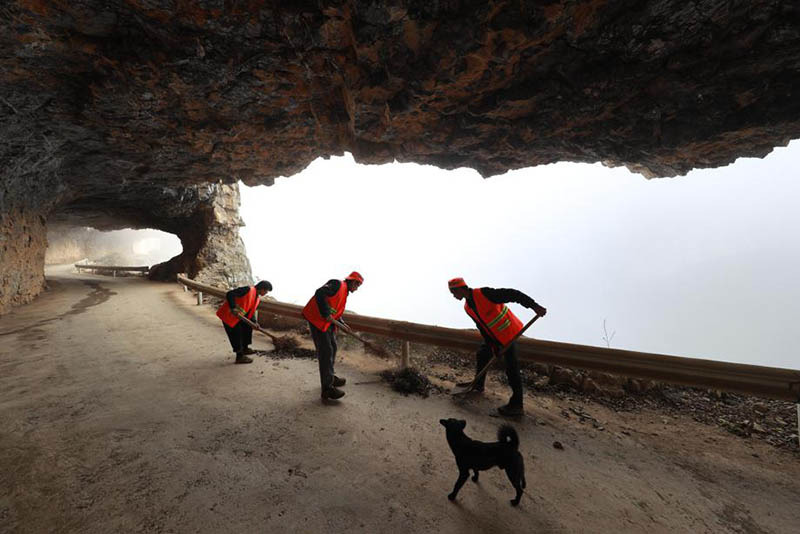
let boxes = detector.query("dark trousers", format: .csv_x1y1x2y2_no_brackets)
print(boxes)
309,321,337,390
475,342,523,406
223,320,253,353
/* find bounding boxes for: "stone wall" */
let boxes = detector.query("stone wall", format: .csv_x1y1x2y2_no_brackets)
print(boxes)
0,209,48,315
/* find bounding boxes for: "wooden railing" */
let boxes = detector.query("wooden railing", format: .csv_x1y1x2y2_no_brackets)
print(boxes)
176,275,800,402
75,263,149,276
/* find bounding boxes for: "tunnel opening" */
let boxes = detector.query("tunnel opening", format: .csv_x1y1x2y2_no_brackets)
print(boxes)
45,225,182,269
239,142,800,370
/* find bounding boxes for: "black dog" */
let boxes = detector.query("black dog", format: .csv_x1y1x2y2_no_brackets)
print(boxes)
439,418,526,506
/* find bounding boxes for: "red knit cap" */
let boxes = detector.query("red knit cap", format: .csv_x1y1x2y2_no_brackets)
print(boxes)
346,271,364,284
448,277,467,289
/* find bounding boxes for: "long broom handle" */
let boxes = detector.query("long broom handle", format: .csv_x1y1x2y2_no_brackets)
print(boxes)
455,314,542,394
236,313,280,343
331,318,400,358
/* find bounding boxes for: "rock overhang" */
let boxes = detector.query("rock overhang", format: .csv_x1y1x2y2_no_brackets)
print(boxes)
1,0,799,312
3,0,799,191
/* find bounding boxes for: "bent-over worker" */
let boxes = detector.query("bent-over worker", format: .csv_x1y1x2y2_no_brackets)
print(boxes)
302,272,363,400
216,280,272,364
448,277,546,416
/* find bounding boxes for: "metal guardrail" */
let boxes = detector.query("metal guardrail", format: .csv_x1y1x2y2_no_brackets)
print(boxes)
75,264,150,275
176,275,800,401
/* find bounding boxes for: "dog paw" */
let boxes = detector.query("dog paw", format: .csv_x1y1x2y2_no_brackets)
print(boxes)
448,493,457,501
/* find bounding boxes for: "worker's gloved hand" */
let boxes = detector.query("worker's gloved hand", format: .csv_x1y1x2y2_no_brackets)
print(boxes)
532,303,547,317
234,306,246,317
324,315,333,323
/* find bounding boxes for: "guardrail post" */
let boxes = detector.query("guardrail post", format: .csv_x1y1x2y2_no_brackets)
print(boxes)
112,270,116,278
197,291,203,305
401,341,410,369
183,284,187,292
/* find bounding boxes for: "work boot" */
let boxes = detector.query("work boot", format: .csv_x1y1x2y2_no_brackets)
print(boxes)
235,353,253,364
321,387,345,400
497,403,524,417
241,347,257,356
456,380,484,393
333,376,346,387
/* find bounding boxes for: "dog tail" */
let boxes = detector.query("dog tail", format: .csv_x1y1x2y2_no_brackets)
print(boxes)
498,425,519,449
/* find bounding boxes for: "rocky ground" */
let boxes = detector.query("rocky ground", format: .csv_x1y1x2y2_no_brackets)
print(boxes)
1,266,799,534
354,336,800,454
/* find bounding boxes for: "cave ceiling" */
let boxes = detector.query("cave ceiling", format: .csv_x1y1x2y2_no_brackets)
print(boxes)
1,0,799,231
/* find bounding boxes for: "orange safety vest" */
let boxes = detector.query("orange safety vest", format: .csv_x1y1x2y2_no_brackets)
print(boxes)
216,286,259,328
302,280,349,332
464,288,523,346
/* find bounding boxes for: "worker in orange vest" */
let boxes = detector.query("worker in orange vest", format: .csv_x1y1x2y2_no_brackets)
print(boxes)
448,277,547,416
216,280,272,364
302,272,364,400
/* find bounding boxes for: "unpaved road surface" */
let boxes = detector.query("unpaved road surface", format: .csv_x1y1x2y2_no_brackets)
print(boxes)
1,266,799,533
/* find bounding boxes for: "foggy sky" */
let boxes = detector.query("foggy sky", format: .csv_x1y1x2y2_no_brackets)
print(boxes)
240,142,800,370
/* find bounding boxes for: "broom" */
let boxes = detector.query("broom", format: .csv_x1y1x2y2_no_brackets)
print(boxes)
453,314,542,397
236,313,300,352
331,318,393,357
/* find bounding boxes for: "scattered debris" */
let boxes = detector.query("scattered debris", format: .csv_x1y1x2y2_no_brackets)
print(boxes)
553,441,564,450
419,343,799,452
266,347,317,360
380,367,435,397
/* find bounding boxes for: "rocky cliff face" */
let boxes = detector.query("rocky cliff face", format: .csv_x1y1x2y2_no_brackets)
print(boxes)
1,1,799,313
147,184,252,289
0,209,48,313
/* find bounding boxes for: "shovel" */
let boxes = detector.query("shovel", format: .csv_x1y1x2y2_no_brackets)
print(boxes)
452,314,541,397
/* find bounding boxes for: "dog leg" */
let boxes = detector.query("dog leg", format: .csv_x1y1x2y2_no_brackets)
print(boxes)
448,470,470,501
505,468,524,506
471,469,479,483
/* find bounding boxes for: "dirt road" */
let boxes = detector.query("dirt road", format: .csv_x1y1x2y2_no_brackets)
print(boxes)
1,266,799,533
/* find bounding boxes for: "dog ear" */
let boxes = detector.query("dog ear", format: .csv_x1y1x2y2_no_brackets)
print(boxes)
458,419,466,430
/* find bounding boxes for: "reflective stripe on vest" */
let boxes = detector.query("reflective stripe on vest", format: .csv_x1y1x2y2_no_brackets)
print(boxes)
302,280,349,332
216,287,259,328
464,288,523,346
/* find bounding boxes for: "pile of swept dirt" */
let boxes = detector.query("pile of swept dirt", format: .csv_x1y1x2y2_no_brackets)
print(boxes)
380,367,438,397
270,334,300,352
